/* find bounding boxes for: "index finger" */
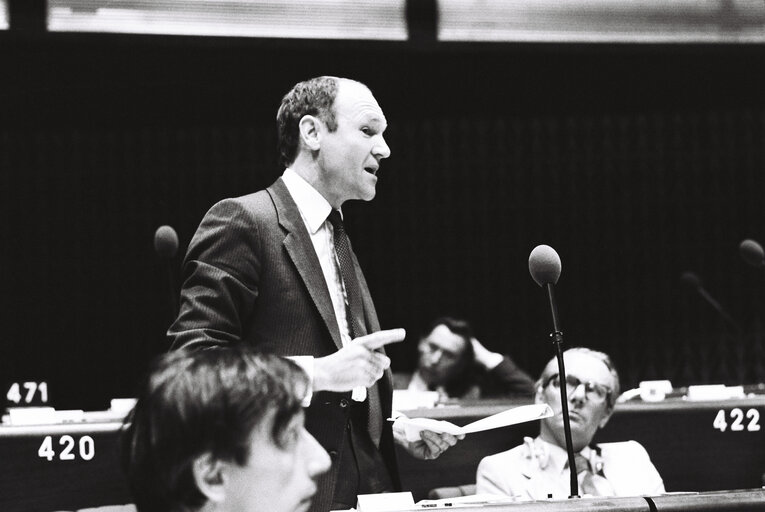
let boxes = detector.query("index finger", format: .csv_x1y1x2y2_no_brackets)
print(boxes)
358,328,406,350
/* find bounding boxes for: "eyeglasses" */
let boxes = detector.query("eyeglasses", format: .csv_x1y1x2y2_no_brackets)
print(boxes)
543,373,612,404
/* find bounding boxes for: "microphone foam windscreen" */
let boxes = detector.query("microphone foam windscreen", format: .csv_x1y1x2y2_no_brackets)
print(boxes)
739,239,765,268
154,225,179,259
680,271,701,289
528,244,562,286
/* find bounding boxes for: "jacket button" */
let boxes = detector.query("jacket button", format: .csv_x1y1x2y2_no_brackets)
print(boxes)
339,398,349,408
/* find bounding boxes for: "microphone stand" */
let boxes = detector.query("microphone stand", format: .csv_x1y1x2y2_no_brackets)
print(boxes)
544,283,579,498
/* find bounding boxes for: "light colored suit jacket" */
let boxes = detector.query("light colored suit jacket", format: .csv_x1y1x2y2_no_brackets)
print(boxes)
476,436,665,500
168,177,396,512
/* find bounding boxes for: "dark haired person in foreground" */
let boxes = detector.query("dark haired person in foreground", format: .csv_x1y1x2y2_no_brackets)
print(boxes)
168,76,459,511
396,316,535,399
122,347,331,512
477,347,665,500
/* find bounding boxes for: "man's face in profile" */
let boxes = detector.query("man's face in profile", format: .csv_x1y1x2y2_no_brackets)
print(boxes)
418,324,467,386
317,79,390,207
536,351,614,452
222,409,330,512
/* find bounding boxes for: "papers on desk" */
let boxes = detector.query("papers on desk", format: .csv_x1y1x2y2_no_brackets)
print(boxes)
417,493,514,508
351,492,512,511
391,403,553,442
392,390,440,410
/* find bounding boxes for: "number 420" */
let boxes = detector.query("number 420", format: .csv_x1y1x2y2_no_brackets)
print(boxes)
37,435,95,461
712,408,761,432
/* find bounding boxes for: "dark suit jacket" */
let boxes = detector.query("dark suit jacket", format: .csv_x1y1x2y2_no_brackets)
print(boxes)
168,177,397,512
394,356,535,399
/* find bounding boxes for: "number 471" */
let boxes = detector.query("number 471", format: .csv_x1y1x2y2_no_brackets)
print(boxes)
6,382,48,404
713,408,761,432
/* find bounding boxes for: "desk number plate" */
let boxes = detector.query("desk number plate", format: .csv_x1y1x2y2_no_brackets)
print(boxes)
6,382,48,405
37,435,95,462
713,408,761,432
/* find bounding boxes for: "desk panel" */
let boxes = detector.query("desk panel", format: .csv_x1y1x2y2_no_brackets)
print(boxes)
0,422,130,512
596,397,765,493
396,396,765,500
2,397,764,510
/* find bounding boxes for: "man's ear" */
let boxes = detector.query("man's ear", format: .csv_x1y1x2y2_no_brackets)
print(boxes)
298,115,322,152
533,383,545,404
598,407,615,429
192,453,226,503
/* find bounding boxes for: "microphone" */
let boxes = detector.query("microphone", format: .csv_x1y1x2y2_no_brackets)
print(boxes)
528,244,579,498
529,244,562,287
154,225,180,321
680,271,740,333
154,225,179,260
739,239,765,268
529,245,564,339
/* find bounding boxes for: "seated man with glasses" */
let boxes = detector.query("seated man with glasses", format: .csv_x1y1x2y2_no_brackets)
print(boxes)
476,347,664,500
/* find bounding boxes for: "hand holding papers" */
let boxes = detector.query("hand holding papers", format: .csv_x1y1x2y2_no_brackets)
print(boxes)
392,403,553,442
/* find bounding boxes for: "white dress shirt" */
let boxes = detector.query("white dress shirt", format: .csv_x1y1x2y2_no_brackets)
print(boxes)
282,168,366,401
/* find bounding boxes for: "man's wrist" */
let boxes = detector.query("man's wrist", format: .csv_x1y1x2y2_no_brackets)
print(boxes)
287,356,315,406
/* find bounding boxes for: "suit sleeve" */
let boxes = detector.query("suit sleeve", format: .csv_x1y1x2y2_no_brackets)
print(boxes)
630,441,666,494
480,356,536,398
168,199,262,350
476,456,512,497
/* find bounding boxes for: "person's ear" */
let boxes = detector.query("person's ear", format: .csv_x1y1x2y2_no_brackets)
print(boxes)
192,453,226,503
298,115,322,152
598,407,615,429
534,382,545,404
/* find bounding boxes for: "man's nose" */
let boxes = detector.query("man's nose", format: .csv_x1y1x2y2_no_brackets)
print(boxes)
304,430,331,477
373,136,391,160
568,382,587,403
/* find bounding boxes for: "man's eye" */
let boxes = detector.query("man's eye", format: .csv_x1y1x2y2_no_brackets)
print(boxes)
361,127,374,135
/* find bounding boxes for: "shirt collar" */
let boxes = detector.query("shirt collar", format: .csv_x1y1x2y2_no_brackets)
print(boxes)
528,437,595,474
544,438,570,474
282,168,334,234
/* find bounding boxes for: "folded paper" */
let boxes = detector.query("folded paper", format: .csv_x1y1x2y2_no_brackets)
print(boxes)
391,403,553,442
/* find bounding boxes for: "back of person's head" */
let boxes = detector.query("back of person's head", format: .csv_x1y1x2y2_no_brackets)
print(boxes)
122,346,308,512
276,76,340,168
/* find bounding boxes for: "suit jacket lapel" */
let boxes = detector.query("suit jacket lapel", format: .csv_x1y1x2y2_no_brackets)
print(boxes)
268,178,344,351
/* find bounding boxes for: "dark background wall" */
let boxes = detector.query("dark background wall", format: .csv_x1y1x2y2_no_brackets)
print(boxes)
1,33,765,409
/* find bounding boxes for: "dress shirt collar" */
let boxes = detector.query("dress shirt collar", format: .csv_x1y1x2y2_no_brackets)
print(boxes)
524,436,596,474
282,168,335,233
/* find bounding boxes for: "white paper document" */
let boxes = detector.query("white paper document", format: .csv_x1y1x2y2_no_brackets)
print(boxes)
391,403,553,442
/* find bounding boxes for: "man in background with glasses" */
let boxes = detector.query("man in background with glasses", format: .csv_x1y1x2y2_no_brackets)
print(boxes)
476,347,664,500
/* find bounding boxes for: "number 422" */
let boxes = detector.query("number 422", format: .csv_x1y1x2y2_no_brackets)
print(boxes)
713,408,761,432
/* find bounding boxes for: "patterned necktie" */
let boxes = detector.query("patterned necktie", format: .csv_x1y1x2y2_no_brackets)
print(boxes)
574,452,615,497
327,210,383,446
327,210,364,337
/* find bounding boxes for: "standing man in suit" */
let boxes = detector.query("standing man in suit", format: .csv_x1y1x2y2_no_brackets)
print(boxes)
476,347,665,500
168,76,459,512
